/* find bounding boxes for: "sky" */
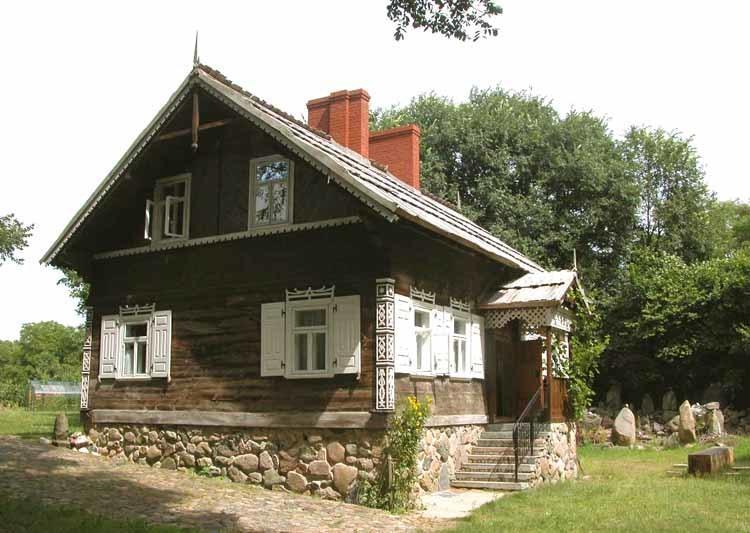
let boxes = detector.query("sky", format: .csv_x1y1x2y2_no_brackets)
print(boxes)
0,0,748,340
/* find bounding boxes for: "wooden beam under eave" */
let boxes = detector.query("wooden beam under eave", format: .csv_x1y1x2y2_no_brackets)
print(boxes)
154,119,236,142
191,91,199,151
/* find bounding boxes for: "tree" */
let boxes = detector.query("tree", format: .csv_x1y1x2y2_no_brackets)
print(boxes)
372,87,639,288
0,213,32,266
0,321,83,406
386,0,502,41
706,199,750,258
622,127,713,263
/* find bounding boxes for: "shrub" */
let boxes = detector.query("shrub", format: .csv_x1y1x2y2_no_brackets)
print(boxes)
358,396,430,512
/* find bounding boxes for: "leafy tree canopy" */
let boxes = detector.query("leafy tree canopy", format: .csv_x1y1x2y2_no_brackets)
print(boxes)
0,213,32,266
386,0,502,41
57,268,90,316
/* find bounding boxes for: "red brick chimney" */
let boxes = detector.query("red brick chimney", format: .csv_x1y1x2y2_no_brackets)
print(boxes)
307,89,370,158
369,125,421,190
307,89,421,190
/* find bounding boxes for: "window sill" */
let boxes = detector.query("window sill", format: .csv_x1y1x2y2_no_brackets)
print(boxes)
448,375,476,382
102,376,157,382
284,372,335,380
409,373,437,381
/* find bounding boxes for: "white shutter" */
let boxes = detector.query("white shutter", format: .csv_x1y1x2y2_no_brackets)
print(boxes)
332,295,360,374
260,302,285,377
432,307,450,375
470,314,485,379
144,199,153,240
99,315,119,379
150,310,172,378
394,294,415,373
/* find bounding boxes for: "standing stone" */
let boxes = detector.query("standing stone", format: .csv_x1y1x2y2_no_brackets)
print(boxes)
326,442,346,464
706,409,725,436
641,394,655,416
53,414,69,446
605,384,622,411
678,400,697,444
287,471,308,493
662,390,678,412
332,463,358,495
611,406,636,446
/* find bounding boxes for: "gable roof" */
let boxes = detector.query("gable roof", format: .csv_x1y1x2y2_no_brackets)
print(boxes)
42,64,544,274
480,270,583,309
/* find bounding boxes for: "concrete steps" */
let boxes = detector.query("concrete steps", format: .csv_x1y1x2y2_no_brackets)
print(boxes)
451,480,530,491
450,424,546,492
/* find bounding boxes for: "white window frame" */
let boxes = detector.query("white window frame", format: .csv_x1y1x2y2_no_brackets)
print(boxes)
249,155,294,228
450,310,471,378
286,299,331,378
413,301,434,375
119,317,151,380
147,173,192,243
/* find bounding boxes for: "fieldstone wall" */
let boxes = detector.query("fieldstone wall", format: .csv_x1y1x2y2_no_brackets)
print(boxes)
89,425,384,501
416,425,484,491
535,422,577,485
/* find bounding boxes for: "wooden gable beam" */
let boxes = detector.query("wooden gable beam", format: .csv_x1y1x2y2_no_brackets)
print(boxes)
154,118,235,142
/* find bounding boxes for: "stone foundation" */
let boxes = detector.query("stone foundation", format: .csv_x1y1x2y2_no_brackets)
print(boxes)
416,425,484,491
535,422,577,485
89,425,385,501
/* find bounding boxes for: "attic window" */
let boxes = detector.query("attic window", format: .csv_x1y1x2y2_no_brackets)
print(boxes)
145,174,191,242
250,156,293,227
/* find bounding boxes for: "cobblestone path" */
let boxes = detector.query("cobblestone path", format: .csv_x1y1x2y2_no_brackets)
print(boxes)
0,436,448,532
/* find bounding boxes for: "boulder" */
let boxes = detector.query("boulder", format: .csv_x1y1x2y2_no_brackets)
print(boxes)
678,400,697,444
161,457,177,470
248,472,263,484
641,394,655,416
332,463,358,495
233,453,259,474
611,406,636,446
326,441,346,464
662,390,677,412
286,471,308,493
178,452,196,468
605,383,622,411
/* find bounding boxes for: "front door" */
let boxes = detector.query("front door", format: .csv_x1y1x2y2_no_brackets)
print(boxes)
517,339,542,416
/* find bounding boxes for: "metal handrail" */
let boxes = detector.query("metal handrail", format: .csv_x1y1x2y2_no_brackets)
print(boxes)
512,385,543,483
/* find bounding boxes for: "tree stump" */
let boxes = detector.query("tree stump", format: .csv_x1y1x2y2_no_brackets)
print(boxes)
688,447,734,475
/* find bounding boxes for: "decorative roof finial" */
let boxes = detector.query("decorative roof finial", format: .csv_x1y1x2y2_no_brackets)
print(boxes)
193,31,200,67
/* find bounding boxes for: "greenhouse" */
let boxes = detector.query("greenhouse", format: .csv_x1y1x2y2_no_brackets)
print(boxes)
26,380,80,411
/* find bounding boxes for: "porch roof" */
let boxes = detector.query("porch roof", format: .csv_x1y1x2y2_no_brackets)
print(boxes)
480,270,580,309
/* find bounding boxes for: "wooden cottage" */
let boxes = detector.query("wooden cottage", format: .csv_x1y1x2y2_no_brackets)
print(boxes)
42,62,580,493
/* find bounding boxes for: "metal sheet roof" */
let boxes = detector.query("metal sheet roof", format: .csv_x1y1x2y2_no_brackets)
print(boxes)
481,270,579,309
41,64,544,274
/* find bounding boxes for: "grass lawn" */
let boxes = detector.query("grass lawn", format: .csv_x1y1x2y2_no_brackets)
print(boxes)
451,436,750,532
0,407,82,440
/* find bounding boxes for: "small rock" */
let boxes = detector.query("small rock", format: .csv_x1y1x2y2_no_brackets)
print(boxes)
124,431,136,444
332,463,358,494
327,442,346,464
196,457,213,468
161,457,177,470
228,466,248,483
318,486,341,501
39,437,51,446
178,452,196,468
248,472,263,484
234,453,259,474
345,443,358,456
263,469,285,488
705,401,721,411
286,471,308,493
215,444,237,458
308,460,332,480
164,431,178,442
146,445,162,463
258,451,274,472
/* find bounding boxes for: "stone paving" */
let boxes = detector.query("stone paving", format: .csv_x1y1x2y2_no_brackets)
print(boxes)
0,436,449,532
